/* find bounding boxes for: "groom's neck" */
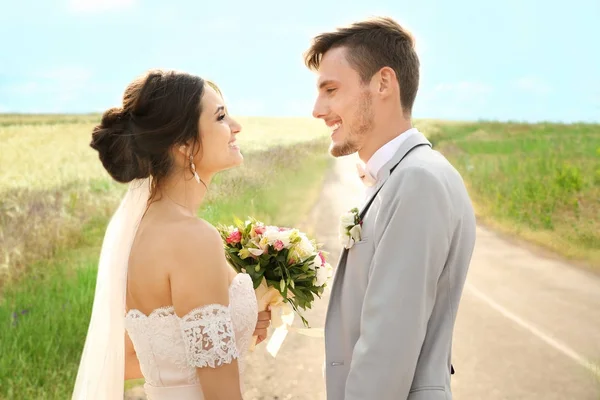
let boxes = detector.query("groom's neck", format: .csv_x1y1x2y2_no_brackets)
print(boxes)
358,114,412,164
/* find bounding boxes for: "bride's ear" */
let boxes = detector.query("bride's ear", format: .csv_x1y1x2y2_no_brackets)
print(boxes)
177,144,189,158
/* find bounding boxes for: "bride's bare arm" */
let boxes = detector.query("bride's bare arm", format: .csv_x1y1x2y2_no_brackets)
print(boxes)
169,220,243,400
124,331,143,380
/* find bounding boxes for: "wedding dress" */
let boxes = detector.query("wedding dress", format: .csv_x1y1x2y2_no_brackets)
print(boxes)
125,273,258,399
71,178,257,400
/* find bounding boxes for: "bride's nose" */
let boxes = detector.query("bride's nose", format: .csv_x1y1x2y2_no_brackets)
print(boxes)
230,119,242,135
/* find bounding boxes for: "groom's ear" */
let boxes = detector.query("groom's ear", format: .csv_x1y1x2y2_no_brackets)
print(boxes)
376,67,398,98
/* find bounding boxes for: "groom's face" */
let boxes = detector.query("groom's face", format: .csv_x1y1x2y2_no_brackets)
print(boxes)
312,47,374,157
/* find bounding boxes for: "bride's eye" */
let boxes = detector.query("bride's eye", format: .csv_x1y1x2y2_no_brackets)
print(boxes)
217,113,226,121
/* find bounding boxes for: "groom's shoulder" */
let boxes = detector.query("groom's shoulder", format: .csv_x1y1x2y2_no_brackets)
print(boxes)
385,148,467,198
393,147,459,181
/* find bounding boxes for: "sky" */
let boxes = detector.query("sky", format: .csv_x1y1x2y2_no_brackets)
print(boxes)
0,0,598,122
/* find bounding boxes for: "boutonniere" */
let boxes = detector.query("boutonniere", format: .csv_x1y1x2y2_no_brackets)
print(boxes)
339,207,362,249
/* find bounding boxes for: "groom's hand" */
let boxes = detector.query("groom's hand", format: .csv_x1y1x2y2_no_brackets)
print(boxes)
254,310,272,344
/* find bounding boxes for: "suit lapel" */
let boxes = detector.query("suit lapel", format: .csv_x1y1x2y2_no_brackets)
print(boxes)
358,131,432,218
330,131,432,290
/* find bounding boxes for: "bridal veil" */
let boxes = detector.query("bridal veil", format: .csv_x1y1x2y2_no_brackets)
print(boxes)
72,178,150,399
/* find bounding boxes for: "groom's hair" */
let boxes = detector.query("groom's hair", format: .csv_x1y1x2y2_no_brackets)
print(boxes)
304,16,420,117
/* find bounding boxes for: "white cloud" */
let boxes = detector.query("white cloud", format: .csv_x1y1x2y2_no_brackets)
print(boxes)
68,0,137,13
514,76,552,95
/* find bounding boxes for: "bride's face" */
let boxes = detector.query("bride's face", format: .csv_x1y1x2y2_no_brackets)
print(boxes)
194,85,243,174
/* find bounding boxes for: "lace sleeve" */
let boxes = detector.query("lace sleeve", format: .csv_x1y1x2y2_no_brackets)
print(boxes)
179,304,239,368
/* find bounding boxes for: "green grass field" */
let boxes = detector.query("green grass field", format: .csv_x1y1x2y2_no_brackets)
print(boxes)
0,114,333,399
425,120,600,267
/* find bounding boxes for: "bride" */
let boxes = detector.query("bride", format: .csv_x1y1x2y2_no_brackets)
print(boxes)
72,69,271,399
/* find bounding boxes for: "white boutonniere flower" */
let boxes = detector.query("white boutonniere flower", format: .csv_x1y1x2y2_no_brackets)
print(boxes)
339,207,362,249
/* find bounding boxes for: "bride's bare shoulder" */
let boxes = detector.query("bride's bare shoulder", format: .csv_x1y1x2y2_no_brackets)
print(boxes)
159,217,227,272
163,217,231,311
159,217,220,249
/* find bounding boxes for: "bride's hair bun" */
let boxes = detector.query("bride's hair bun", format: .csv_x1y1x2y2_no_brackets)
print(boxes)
90,107,151,183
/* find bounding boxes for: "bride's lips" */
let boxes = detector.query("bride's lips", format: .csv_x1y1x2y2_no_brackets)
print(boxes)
228,140,239,150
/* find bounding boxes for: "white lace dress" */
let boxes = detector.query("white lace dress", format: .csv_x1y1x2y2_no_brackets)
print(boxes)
125,273,258,399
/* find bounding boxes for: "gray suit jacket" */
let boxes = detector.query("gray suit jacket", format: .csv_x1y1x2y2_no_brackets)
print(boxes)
324,131,476,400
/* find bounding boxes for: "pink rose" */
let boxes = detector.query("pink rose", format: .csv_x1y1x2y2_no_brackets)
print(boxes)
254,226,266,235
226,229,242,244
279,227,289,232
273,240,285,251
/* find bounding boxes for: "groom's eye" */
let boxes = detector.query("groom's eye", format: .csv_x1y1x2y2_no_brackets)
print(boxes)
326,88,336,94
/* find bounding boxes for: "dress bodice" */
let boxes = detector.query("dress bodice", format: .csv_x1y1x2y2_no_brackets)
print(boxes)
125,273,258,399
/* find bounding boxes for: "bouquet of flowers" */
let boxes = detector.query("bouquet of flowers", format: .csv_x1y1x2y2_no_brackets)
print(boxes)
217,217,333,338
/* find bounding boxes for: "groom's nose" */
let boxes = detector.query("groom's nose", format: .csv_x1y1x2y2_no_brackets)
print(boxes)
312,97,328,120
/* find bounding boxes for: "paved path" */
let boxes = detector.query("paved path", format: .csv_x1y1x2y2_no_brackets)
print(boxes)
127,155,600,399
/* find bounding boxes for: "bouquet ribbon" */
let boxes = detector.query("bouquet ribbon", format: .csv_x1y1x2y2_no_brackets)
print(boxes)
250,278,324,357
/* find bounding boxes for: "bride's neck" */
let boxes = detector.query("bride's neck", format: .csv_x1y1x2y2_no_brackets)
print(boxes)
155,173,211,216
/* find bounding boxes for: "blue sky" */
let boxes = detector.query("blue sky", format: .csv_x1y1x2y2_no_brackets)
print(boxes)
1,0,598,122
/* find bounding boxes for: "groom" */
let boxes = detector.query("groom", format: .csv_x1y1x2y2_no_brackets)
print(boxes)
304,17,476,399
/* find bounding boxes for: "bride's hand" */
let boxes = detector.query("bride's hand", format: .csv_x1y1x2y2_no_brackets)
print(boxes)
254,309,272,345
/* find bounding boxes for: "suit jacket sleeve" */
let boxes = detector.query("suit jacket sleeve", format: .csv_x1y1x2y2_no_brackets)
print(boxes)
344,165,454,400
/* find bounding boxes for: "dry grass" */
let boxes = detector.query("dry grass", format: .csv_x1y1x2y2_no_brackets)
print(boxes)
0,114,329,290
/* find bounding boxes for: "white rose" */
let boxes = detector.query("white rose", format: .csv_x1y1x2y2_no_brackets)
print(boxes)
344,235,354,249
340,212,355,228
339,226,349,241
264,227,295,248
262,226,278,240
308,255,322,270
349,224,362,242
315,263,333,287
278,231,293,248
290,235,315,260
248,248,264,256
300,236,315,253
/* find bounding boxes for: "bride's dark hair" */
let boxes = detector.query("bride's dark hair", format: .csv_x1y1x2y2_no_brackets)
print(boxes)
90,69,219,200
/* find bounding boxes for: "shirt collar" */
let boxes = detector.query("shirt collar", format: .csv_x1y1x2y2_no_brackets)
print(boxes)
365,127,419,181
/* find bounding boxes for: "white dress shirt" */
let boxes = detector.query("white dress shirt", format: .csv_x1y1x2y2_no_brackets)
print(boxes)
361,127,419,200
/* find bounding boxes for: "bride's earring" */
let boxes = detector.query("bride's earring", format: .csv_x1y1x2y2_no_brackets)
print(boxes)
189,155,208,190
189,155,200,184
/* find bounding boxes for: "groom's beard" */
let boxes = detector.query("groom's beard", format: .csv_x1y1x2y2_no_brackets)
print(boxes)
330,91,374,158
